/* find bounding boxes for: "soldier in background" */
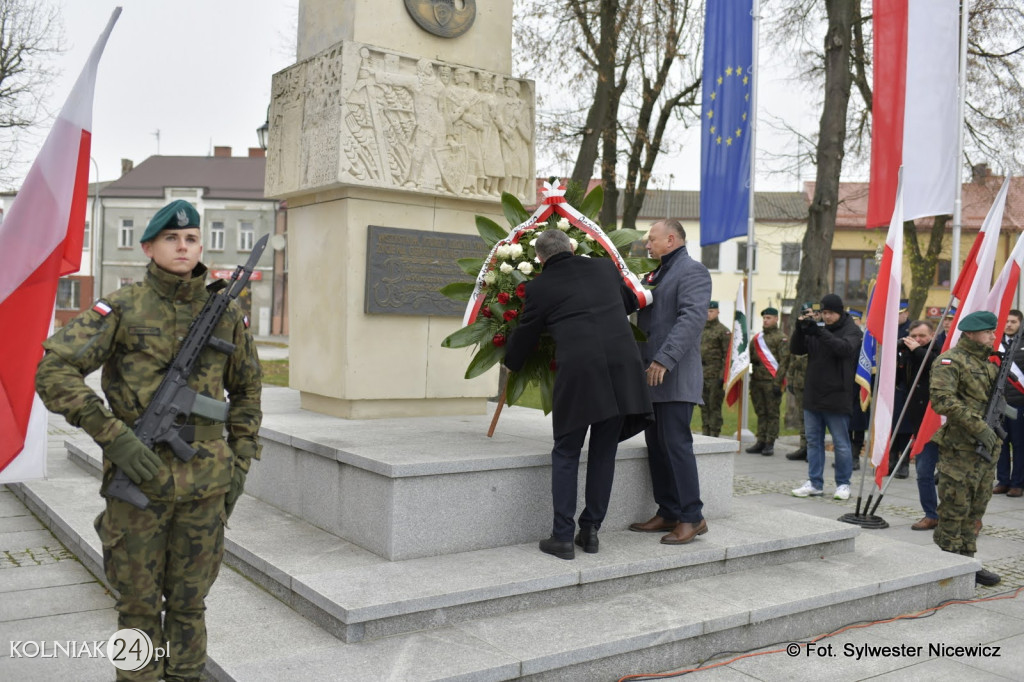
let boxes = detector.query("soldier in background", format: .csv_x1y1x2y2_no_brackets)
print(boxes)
35,200,263,680
929,310,1001,586
785,302,813,462
746,307,789,456
700,301,731,437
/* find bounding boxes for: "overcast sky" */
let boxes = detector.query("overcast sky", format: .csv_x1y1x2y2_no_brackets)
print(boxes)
36,1,818,194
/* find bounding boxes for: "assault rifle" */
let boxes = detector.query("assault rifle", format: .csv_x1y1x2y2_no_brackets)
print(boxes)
106,234,269,509
977,328,1024,463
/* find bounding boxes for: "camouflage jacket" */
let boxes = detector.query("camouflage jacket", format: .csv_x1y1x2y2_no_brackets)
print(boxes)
36,261,262,502
751,326,789,386
701,318,731,380
786,353,807,392
929,335,997,453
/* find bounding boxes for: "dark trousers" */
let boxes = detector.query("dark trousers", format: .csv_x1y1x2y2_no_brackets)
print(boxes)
915,441,939,520
551,415,625,541
997,408,1024,489
645,401,704,523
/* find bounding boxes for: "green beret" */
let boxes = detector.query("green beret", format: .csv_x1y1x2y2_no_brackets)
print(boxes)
709,301,719,309
761,307,778,316
802,301,815,310
141,200,201,243
957,310,997,332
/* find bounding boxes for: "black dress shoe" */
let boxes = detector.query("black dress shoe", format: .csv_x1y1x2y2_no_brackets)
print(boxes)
976,568,1001,586
575,526,599,554
786,447,807,461
539,536,574,560
745,441,765,454
894,466,909,479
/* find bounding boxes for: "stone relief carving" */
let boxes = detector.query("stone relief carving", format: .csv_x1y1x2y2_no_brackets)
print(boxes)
266,40,535,202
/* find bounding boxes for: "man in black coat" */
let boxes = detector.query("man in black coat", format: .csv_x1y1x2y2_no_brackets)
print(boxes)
789,293,863,501
505,229,653,560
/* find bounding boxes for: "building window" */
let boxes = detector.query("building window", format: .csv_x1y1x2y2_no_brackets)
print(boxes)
831,252,879,307
118,219,134,248
118,276,133,288
933,259,951,288
781,243,801,273
701,243,720,271
736,242,758,272
210,221,225,251
56,279,80,310
238,221,254,251
82,220,90,251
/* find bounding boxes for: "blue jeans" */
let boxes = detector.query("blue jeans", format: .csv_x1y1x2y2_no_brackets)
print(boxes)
997,408,1024,489
915,441,939,519
805,409,852,491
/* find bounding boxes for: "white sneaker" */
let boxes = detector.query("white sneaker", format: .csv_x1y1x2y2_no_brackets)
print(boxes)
792,481,823,498
834,484,851,500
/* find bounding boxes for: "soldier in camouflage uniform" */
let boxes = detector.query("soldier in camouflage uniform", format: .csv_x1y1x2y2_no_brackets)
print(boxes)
746,307,789,456
35,200,263,681
929,310,1001,586
700,301,731,437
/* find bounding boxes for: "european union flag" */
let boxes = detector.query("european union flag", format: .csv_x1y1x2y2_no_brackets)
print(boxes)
699,0,753,247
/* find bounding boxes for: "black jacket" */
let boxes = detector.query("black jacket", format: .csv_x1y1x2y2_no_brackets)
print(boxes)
892,340,940,433
505,252,653,439
790,312,863,414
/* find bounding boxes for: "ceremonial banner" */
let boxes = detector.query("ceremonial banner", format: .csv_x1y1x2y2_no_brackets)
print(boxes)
0,9,120,478
867,0,959,227
699,0,753,246
724,282,750,407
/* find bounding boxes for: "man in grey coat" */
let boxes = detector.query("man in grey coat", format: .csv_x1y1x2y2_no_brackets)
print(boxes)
630,219,713,544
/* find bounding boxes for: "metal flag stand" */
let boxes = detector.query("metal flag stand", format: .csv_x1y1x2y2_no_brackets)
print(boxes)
838,298,956,528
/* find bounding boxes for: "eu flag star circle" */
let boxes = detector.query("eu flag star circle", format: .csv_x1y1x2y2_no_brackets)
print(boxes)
705,64,751,147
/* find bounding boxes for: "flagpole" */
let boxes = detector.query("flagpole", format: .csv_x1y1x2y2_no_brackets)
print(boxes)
742,0,761,439
950,0,970,288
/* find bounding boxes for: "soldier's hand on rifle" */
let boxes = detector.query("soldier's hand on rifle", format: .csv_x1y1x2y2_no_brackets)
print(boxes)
104,430,162,484
978,424,1001,456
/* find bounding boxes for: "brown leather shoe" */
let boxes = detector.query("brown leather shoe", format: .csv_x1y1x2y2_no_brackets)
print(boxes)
660,519,708,545
1008,488,1024,497
911,516,937,531
993,484,1010,494
629,515,677,533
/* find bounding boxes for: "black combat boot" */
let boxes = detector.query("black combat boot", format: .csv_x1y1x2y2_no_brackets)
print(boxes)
575,525,599,554
786,447,807,461
745,441,765,454
761,440,775,456
961,550,1001,586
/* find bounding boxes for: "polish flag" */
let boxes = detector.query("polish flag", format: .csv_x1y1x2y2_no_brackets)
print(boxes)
0,10,120,479
865,172,904,488
986,185,1023,330
910,176,1009,458
866,0,960,228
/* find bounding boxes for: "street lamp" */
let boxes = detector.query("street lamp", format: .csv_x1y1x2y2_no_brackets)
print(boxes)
256,105,269,151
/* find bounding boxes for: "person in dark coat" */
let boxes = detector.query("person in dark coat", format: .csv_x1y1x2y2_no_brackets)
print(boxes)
889,320,939,480
628,219,712,545
789,293,863,500
505,229,652,560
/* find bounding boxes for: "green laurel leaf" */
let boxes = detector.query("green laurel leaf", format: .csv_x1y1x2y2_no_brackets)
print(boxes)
439,282,475,302
476,216,508,247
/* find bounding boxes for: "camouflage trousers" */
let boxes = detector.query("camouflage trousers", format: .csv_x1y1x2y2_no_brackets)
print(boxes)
701,375,725,436
750,380,781,442
94,494,226,681
789,387,806,449
934,448,997,554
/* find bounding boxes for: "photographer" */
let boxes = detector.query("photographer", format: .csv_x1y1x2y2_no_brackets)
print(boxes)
789,294,863,500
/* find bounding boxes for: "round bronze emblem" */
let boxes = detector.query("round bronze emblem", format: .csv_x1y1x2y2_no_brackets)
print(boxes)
404,0,476,38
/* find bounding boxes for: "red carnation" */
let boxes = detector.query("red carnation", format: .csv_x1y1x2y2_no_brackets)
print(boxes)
481,306,493,318
496,292,511,305
515,283,527,298
503,309,518,321
492,333,507,347
549,360,557,371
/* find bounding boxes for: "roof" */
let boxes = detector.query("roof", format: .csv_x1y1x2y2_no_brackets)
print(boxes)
806,175,1024,231
100,155,269,201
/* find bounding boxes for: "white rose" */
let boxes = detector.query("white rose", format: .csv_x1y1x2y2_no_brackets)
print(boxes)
517,261,534,275
500,262,514,274
483,271,497,285
569,238,578,252
584,232,595,241
530,238,538,246
509,243,524,258
557,218,571,231
496,244,511,259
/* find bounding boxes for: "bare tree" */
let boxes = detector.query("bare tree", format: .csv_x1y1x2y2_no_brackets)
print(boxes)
0,0,62,184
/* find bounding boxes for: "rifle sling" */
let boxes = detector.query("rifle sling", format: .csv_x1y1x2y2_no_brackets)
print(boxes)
177,424,224,443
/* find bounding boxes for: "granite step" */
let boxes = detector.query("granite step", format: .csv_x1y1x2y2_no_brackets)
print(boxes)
62,436,860,643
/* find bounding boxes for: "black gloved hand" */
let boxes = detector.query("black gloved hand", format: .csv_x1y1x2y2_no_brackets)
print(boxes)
771,385,782,398
104,431,161,484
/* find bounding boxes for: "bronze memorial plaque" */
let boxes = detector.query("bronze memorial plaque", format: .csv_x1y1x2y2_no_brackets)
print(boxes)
404,0,476,39
365,225,483,316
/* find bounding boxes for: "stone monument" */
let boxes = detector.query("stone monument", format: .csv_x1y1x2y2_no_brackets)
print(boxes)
266,0,535,418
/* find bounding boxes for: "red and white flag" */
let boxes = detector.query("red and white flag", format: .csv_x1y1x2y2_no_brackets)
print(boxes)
866,0,960,228
910,176,1009,458
866,171,905,488
986,184,1023,330
0,9,120,480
